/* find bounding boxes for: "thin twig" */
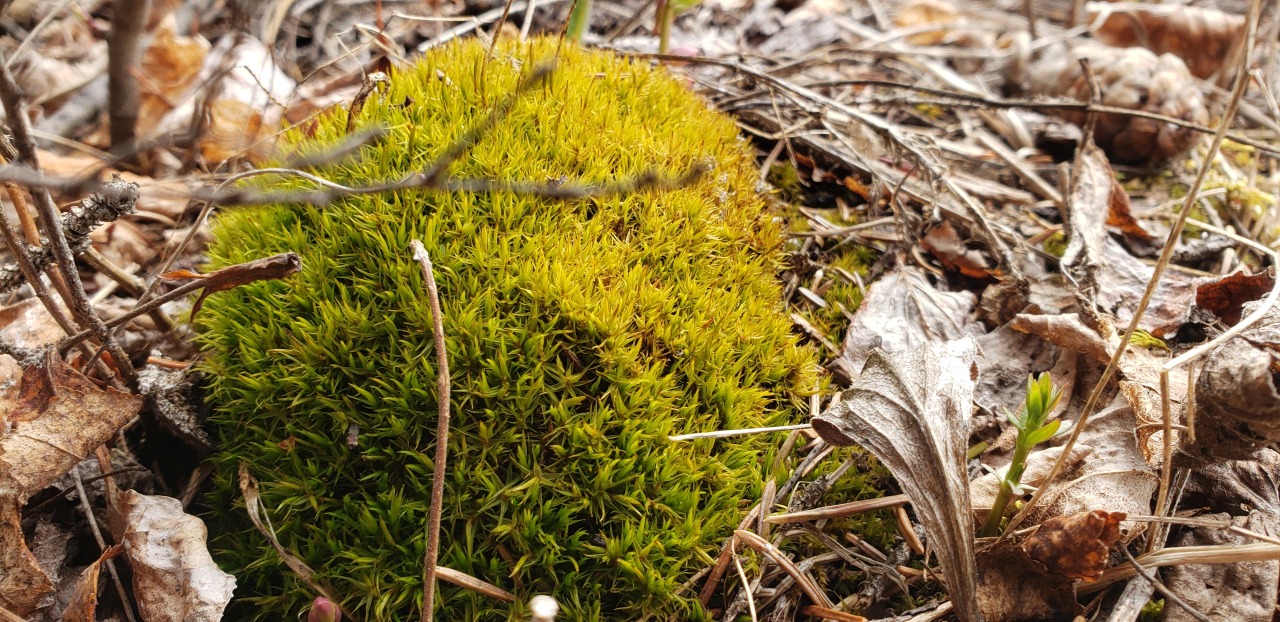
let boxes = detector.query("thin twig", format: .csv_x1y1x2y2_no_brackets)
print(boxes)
708,74,1280,159
1002,0,1262,539
72,469,138,622
413,240,452,622
1118,546,1211,622
732,542,759,622
735,529,835,608
0,51,136,386
106,0,152,150
425,63,554,186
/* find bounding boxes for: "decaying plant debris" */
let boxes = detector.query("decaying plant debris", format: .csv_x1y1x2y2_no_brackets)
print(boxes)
0,0,1278,620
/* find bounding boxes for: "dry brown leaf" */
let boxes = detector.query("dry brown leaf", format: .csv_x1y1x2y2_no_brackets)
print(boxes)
921,220,993,279
1061,145,1199,334
1011,312,1182,465
90,219,155,268
1032,402,1154,532
1195,268,1275,326
1184,448,1280,514
974,540,1080,621
812,339,982,622
62,544,124,622
0,299,70,424
1104,177,1156,245
973,322,1060,418
1029,43,1207,164
0,497,53,614
137,16,211,136
0,349,139,615
1087,2,1245,83
113,490,236,622
1008,314,1160,527
894,0,955,45
153,34,294,165
1177,300,1280,466
200,98,277,164
0,350,143,497
1022,510,1126,583
829,264,982,384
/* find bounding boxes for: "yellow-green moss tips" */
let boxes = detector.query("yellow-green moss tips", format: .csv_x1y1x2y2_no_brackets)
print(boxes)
200,38,819,621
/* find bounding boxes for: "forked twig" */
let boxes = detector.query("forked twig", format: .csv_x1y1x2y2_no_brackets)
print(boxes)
412,240,452,622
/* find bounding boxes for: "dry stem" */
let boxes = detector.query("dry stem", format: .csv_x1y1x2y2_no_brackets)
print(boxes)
413,240,452,622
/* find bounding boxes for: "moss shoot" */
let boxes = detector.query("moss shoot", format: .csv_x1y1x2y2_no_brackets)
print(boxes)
199,38,819,621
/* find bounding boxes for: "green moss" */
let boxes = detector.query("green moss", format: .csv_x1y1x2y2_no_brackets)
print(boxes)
199,38,820,621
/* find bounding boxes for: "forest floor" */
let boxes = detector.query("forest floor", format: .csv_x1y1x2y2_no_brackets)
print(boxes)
1,0,1279,621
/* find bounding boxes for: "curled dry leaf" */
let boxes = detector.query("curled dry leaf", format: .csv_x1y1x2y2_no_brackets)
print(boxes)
112,490,236,622
1103,177,1157,246
1177,300,1280,466
1023,510,1126,583
0,497,52,614
1029,43,1207,164
1087,2,1245,83
1195,268,1275,326
62,544,125,622
812,339,982,622
829,264,982,385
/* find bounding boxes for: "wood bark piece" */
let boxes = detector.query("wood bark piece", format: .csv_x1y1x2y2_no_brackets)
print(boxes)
812,338,981,622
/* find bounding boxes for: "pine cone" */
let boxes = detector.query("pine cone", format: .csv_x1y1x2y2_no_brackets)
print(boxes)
1030,43,1207,164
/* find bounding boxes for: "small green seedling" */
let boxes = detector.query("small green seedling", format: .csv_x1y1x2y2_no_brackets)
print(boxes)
979,372,1064,538
1130,329,1170,352
657,0,700,53
566,0,591,40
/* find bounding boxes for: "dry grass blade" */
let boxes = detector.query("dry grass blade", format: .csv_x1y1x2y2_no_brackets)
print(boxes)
1081,543,1280,593
434,568,514,602
237,465,341,610
735,529,835,608
764,494,909,525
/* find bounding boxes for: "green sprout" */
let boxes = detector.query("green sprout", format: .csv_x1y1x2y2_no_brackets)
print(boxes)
979,372,1064,538
657,0,700,53
565,0,591,41
1130,329,1170,352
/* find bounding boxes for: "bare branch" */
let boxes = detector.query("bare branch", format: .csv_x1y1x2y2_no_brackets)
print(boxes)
0,50,137,386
